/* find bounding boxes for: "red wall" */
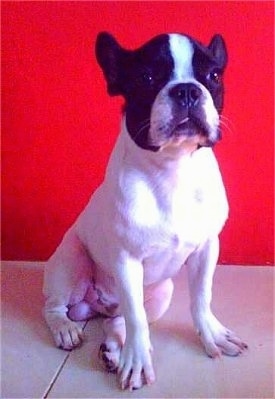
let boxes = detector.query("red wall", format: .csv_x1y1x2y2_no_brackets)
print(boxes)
2,1,274,265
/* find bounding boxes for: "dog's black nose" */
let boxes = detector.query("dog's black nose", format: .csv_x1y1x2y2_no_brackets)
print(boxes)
169,83,202,107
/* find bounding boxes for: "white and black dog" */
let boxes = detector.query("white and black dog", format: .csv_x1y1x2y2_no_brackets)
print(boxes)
43,32,247,390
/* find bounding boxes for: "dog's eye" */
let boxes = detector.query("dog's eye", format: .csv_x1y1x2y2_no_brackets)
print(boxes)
208,70,222,84
140,72,154,86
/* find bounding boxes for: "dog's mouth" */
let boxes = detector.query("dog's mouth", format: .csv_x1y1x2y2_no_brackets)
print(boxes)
148,107,220,151
172,116,209,139
153,114,218,152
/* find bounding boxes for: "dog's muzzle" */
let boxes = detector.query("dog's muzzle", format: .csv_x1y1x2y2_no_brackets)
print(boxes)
149,82,220,149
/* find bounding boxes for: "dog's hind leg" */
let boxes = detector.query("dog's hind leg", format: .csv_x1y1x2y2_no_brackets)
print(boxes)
43,227,94,350
144,278,174,323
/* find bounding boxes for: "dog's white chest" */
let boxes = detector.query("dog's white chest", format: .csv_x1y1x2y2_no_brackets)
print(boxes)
93,137,228,283
125,165,213,281
77,130,228,286
127,149,222,234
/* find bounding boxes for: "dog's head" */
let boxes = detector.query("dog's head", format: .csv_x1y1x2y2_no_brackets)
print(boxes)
96,32,227,153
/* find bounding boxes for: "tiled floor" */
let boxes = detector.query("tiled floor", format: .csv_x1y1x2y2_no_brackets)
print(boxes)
1,261,274,398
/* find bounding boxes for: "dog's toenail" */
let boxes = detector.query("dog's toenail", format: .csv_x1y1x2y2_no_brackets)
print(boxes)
106,364,117,373
99,343,108,352
102,353,110,363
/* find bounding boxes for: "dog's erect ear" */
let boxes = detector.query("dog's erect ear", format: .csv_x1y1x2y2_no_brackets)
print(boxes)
95,32,124,96
208,34,228,69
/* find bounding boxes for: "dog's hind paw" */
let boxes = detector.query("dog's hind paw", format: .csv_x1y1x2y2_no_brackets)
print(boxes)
56,321,83,350
46,314,84,350
98,342,121,373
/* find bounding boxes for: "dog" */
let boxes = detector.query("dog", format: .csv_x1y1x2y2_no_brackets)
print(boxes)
43,32,247,391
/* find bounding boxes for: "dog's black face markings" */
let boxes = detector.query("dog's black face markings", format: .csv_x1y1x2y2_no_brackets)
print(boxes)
96,32,227,151
120,36,175,151
96,32,174,151
192,35,228,113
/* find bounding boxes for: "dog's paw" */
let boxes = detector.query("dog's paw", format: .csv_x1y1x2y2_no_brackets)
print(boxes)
47,315,84,350
198,314,248,358
117,336,155,391
98,342,121,373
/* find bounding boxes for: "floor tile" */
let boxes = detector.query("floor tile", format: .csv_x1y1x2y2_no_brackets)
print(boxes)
1,262,274,398
1,262,73,398
47,266,275,398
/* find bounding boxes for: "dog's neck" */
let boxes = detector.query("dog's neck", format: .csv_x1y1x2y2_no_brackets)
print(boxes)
104,115,210,196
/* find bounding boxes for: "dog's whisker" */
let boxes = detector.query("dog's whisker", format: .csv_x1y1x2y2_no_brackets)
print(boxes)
220,114,235,126
138,118,151,128
219,121,233,136
219,115,236,135
219,119,234,135
133,120,151,140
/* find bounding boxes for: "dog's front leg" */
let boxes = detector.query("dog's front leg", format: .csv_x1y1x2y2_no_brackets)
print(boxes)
187,237,247,358
114,256,155,391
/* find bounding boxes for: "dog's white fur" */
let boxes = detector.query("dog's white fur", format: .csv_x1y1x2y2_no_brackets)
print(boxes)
44,33,247,391
170,34,194,80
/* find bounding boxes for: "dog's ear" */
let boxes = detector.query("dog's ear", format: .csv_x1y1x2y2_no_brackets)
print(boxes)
208,34,228,69
96,32,124,96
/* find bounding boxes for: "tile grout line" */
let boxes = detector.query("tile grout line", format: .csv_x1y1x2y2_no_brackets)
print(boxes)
42,321,89,399
42,352,71,399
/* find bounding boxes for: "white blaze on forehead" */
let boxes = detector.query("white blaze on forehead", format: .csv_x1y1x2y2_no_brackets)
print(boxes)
169,34,194,80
